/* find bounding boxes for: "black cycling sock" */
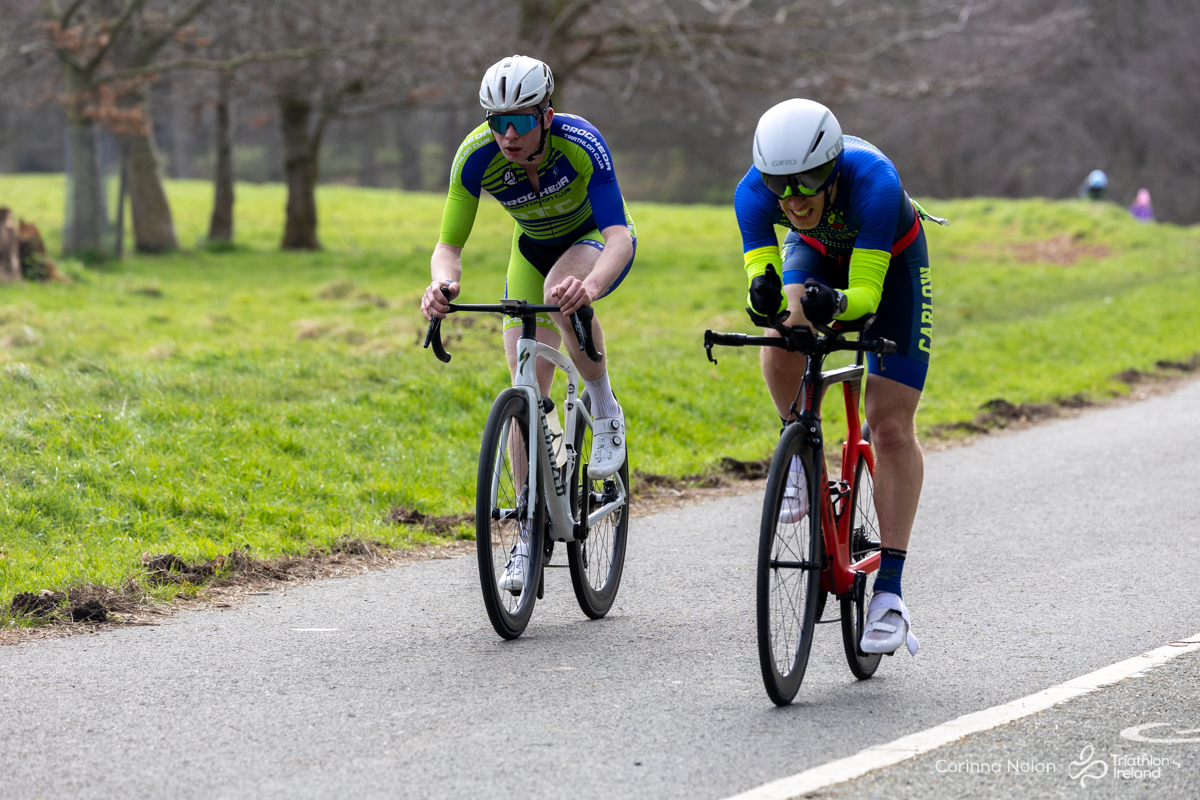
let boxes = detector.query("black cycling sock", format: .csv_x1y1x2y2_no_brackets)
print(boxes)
873,547,906,598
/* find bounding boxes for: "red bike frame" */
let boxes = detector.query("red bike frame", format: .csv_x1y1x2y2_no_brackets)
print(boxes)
805,361,879,598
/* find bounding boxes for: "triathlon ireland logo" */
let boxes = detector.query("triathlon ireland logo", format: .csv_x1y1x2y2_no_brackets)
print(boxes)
1068,745,1108,787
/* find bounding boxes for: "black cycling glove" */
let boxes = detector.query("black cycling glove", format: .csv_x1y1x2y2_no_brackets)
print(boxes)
800,279,847,326
748,264,787,319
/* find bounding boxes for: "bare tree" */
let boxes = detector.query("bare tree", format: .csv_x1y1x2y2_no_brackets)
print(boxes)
488,1,1080,129
236,0,454,250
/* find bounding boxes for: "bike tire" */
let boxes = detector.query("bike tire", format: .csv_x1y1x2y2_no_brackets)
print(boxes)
567,391,629,619
476,388,544,640
756,422,823,706
841,453,883,679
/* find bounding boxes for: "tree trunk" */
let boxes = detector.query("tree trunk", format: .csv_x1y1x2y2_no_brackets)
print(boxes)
62,66,106,257
169,88,193,178
279,95,321,250
357,119,378,188
208,70,235,242
0,208,22,281
126,129,179,253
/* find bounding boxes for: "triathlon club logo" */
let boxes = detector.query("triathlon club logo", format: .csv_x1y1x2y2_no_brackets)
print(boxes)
1068,745,1108,787
502,168,519,186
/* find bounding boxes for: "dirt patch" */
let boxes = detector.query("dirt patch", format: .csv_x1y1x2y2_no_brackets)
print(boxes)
9,590,65,617
1009,234,1112,266
3,538,475,645
928,356,1200,439
385,507,471,535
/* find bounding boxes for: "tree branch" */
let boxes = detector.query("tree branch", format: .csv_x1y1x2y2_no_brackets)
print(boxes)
85,0,150,71
134,0,219,65
91,38,407,87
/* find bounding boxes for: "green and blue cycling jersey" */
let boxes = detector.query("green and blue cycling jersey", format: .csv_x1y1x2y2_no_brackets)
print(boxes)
439,113,636,330
439,113,636,250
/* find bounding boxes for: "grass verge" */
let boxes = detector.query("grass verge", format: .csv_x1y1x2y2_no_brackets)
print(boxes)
1,174,1198,622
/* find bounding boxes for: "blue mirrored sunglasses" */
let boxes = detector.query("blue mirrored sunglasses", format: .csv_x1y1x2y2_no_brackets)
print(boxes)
487,112,542,136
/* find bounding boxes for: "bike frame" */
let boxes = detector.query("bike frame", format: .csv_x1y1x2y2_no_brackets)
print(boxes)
793,354,879,599
493,313,628,544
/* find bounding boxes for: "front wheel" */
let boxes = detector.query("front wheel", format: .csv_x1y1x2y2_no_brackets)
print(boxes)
841,452,883,679
567,392,629,619
756,423,823,706
476,388,544,640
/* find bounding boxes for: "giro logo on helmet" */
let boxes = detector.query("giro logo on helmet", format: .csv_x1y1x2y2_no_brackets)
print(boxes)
772,159,798,167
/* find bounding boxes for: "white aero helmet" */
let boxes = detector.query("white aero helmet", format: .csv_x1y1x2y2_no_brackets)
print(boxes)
479,55,555,113
753,99,844,195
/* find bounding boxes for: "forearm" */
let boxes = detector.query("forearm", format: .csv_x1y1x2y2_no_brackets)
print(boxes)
431,243,463,284
583,226,632,297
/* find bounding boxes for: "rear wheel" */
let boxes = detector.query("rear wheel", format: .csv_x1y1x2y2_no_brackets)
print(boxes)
841,453,883,679
567,392,629,619
756,423,823,706
476,388,544,640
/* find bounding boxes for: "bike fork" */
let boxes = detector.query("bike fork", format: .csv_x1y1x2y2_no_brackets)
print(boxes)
853,569,869,657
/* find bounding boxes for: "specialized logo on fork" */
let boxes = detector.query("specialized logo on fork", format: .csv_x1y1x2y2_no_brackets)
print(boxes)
518,350,531,375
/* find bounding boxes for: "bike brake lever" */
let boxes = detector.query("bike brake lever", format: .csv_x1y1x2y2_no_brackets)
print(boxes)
704,330,717,364
423,286,454,363
571,306,604,363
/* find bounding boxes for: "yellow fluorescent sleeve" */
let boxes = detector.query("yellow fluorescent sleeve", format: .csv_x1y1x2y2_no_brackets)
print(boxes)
743,246,781,282
839,248,890,320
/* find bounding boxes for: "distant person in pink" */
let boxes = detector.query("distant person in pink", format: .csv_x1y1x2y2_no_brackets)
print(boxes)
1129,188,1155,222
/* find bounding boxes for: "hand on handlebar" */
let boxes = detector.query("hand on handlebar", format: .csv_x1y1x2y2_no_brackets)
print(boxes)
748,264,787,319
549,276,594,317
799,279,846,327
421,280,459,320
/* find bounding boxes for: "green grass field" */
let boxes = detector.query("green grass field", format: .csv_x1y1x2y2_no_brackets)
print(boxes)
2,173,1198,613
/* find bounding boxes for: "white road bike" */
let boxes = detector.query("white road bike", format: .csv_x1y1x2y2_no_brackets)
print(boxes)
426,297,630,639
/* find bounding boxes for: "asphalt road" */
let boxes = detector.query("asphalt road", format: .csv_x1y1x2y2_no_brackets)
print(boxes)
813,648,1200,800
2,379,1199,800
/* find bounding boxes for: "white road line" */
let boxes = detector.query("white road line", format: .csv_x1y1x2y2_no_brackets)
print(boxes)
289,628,339,632
722,633,1200,800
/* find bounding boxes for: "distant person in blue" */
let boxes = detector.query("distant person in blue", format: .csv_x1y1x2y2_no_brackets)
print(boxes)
1079,169,1108,201
1129,188,1155,222
732,99,947,659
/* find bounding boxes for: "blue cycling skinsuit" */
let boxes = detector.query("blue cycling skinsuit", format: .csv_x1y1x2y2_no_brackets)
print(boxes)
734,136,933,390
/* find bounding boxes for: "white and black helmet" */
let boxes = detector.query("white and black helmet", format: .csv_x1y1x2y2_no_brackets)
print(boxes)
753,99,844,195
479,55,555,113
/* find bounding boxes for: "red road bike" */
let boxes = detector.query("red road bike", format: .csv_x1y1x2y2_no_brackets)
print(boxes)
705,301,896,705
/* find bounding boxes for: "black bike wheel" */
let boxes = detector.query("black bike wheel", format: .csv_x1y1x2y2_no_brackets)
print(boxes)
756,423,823,706
841,453,883,679
476,388,544,640
567,392,629,619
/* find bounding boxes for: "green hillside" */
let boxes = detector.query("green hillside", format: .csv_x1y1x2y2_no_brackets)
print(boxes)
1,174,1198,608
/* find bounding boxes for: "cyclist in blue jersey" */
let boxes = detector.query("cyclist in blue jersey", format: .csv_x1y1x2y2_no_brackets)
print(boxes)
420,56,634,594
734,99,945,657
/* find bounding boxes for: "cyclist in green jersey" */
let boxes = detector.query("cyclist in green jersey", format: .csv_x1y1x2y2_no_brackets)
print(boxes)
421,56,634,592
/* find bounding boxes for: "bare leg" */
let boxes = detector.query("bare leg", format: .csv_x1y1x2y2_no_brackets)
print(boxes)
542,244,609,383
863,375,923,552
761,283,810,421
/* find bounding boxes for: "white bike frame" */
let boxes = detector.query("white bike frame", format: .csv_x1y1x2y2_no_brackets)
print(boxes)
493,333,628,543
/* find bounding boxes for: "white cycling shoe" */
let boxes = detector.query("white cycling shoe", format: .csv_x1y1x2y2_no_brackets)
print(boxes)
498,537,531,595
860,591,919,655
778,456,808,524
589,406,625,479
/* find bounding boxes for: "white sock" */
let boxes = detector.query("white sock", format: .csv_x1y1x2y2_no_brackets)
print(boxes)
584,372,620,418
